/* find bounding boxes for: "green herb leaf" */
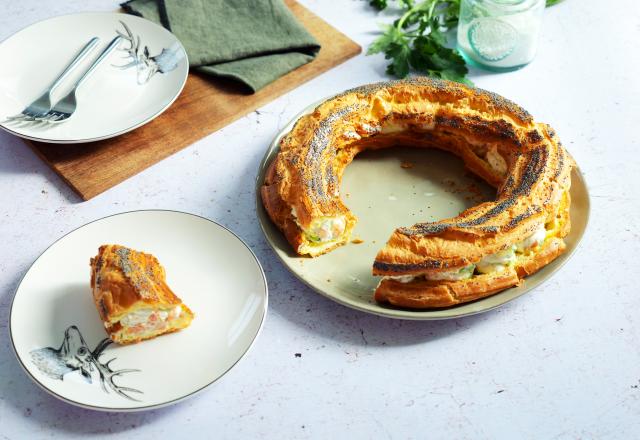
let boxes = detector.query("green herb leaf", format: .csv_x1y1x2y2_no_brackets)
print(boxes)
368,0,470,84
368,24,413,78
367,0,560,84
369,0,388,10
386,41,412,77
367,25,406,55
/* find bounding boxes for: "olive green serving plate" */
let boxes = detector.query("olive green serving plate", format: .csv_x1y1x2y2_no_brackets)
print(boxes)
256,102,590,320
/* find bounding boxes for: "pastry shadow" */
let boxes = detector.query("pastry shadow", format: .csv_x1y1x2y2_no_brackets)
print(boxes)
264,245,507,348
49,283,109,344
1,375,180,434
0,130,82,203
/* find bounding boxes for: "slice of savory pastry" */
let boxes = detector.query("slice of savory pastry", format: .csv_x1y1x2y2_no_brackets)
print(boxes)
90,244,194,344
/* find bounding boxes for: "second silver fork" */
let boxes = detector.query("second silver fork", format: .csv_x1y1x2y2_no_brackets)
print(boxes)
41,36,122,123
6,37,100,121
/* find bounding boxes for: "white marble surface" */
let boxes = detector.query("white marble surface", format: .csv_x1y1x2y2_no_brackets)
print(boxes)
1,0,639,438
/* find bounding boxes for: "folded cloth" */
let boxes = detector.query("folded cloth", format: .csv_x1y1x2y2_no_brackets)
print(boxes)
121,0,321,92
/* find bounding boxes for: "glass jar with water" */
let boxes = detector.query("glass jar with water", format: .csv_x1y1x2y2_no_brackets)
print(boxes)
457,0,545,71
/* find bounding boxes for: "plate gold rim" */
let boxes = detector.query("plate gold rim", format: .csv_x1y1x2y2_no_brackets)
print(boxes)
255,98,590,320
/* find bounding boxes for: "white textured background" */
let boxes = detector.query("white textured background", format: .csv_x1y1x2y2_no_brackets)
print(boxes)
1,0,639,438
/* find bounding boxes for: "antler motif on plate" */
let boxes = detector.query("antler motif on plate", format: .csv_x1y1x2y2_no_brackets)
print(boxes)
91,338,143,402
114,20,182,84
30,326,144,402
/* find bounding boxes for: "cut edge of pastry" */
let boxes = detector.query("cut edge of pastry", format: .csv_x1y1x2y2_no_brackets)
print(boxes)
294,211,358,257
90,244,195,345
374,190,571,308
374,235,567,309
106,303,195,345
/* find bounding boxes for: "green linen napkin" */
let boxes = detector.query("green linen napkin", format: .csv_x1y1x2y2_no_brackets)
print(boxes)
121,0,321,92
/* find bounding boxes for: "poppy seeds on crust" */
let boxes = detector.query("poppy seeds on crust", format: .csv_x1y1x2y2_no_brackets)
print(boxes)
337,77,532,124
399,147,547,238
527,130,543,144
265,77,571,276
114,246,155,300
294,79,553,238
373,259,444,272
554,146,565,180
304,105,358,202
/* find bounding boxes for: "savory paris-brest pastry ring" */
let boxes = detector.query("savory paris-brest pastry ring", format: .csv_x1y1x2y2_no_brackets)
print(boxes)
261,77,574,309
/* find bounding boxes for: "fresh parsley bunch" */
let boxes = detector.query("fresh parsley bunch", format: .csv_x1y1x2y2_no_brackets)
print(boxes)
367,0,563,85
367,0,469,84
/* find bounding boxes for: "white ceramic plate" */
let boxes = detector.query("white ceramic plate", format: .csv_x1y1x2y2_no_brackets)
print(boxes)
256,101,590,320
0,13,188,143
10,210,267,411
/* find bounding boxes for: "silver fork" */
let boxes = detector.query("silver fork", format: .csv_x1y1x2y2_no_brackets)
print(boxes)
6,37,100,121
41,36,122,123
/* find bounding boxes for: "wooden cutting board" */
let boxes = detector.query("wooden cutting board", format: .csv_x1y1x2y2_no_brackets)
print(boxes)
27,0,361,200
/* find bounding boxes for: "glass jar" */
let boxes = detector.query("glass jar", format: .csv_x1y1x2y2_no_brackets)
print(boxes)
457,0,545,72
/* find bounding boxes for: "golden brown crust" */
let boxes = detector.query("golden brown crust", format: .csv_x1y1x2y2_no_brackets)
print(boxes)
516,238,566,278
261,162,306,254
372,129,573,275
375,271,520,309
90,244,194,343
375,237,566,309
260,77,574,308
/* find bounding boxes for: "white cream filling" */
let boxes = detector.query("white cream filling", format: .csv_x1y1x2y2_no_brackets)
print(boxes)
515,224,547,253
429,265,476,281
384,224,551,280
385,265,475,283
120,306,181,328
342,130,362,140
308,216,346,242
291,208,346,244
476,247,517,274
360,123,381,134
380,121,405,134
120,309,154,327
550,183,563,205
485,145,508,176
478,224,549,274
386,274,415,283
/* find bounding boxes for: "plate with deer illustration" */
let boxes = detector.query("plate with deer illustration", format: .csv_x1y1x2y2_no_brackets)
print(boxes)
10,210,268,411
0,12,188,143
